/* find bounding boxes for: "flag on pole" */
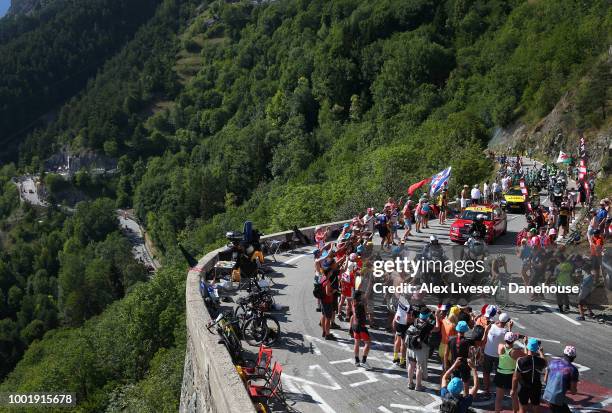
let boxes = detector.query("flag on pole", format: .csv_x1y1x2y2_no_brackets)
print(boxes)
519,179,532,212
579,136,587,159
556,151,571,164
429,167,452,196
407,177,431,196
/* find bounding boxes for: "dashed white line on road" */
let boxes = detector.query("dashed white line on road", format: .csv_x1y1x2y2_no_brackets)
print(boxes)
542,303,582,325
378,407,394,413
285,253,309,264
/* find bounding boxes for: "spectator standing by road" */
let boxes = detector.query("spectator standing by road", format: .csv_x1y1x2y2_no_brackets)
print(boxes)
576,264,595,321
350,290,371,369
445,321,472,396
440,358,479,413
483,181,490,203
406,309,438,391
482,313,513,397
590,229,604,281
543,346,579,413
461,185,469,212
438,189,449,225
471,184,481,205
438,306,458,372
494,332,524,413
401,201,413,241
392,301,411,368
320,261,337,340
512,338,547,413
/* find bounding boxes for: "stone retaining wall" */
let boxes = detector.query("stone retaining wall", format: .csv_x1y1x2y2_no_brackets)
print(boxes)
180,220,349,413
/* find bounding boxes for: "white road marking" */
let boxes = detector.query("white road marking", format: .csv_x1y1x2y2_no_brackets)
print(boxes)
329,358,354,365
301,383,338,413
542,304,582,325
511,318,526,329
285,253,309,264
342,368,379,387
378,407,394,413
283,367,342,390
390,400,440,412
303,334,383,361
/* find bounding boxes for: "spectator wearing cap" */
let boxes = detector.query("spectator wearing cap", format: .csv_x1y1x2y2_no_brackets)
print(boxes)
495,332,525,413
482,313,514,397
512,338,547,413
406,310,438,391
471,184,481,205
445,320,472,396
543,346,579,413
440,357,479,413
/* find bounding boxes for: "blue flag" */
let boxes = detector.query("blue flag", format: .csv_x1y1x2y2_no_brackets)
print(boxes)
429,167,451,196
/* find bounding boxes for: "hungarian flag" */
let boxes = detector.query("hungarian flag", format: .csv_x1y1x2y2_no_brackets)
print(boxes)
556,151,571,164
407,177,431,196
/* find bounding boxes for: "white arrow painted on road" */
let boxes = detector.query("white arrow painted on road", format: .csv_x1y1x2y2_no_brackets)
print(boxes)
283,365,342,390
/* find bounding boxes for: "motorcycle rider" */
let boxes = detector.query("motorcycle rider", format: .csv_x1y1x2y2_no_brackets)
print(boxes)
421,235,445,260
469,214,487,239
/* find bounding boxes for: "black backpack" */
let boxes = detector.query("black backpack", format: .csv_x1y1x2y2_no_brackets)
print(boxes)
313,282,324,299
439,396,459,413
465,324,485,342
439,394,476,413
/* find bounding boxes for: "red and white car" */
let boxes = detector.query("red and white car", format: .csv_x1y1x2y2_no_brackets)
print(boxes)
449,205,507,244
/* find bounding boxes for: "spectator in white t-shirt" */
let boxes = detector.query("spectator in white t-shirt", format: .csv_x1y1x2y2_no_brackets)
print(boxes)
471,185,481,205
482,313,513,395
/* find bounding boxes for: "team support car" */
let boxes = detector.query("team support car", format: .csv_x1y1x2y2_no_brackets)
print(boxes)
500,186,540,213
449,205,507,244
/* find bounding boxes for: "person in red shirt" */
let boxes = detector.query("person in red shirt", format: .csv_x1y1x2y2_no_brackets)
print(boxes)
338,254,358,321
590,229,604,281
320,265,338,341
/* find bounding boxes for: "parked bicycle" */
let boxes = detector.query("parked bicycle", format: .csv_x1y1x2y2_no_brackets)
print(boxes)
206,311,243,362
242,308,281,347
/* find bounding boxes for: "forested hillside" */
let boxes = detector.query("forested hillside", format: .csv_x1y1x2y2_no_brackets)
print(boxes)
1,0,610,410
0,0,166,162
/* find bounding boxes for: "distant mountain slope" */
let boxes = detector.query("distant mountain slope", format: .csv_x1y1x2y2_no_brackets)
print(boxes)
0,0,164,163
7,0,48,16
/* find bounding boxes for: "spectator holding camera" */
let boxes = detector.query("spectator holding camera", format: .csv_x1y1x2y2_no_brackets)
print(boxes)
512,338,547,413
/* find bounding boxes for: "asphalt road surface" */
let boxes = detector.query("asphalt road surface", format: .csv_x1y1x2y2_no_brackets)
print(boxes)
118,210,159,272
223,159,611,413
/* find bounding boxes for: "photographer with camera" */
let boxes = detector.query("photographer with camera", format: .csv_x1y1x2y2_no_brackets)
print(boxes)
440,357,479,413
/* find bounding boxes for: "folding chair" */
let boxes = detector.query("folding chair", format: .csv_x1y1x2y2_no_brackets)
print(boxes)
247,362,283,403
242,344,273,381
265,239,282,262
